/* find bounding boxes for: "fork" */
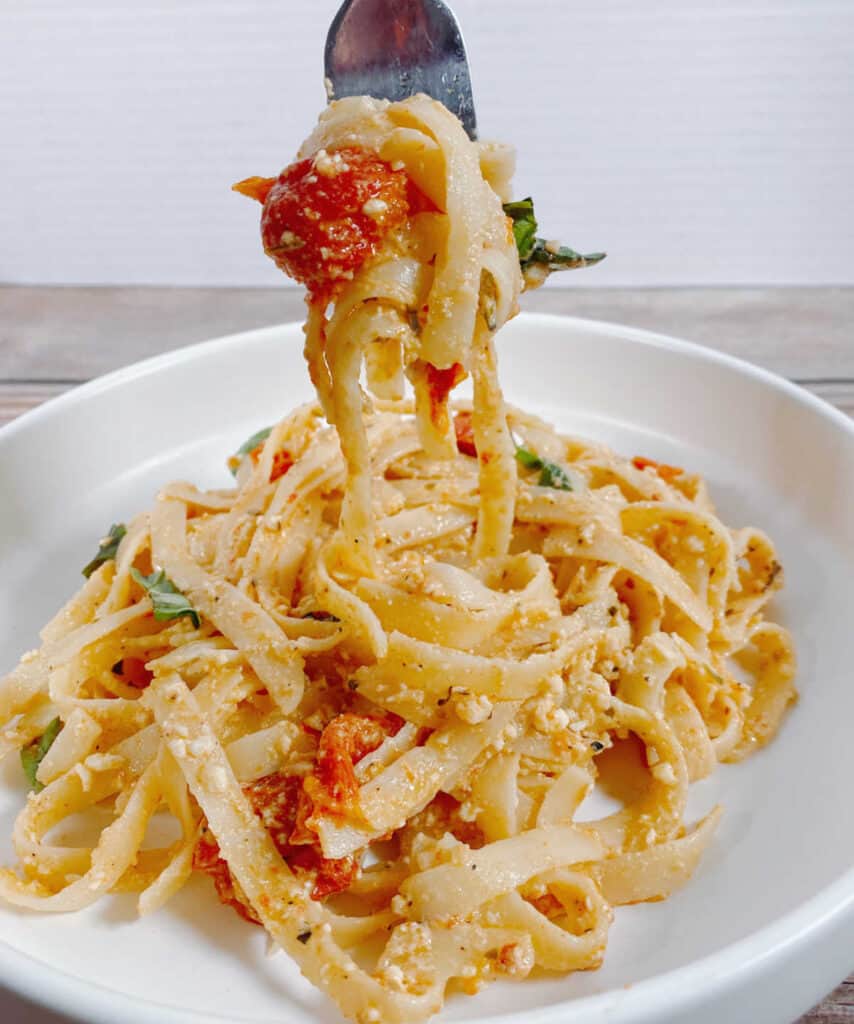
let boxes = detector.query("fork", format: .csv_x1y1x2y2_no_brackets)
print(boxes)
324,0,477,140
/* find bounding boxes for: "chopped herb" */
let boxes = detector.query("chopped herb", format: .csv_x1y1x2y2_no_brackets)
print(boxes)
296,929,312,944
514,446,573,491
514,446,542,470
523,238,606,273
503,199,540,261
303,611,341,622
82,523,127,578
20,717,62,792
131,568,200,628
538,460,573,490
503,197,605,282
229,426,272,476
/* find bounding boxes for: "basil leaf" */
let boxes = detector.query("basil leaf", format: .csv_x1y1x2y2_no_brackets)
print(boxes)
514,446,573,491
514,446,543,470
503,198,539,261
524,239,606,272
503,196,605,279
236,426,272,457
537,460,573,491
82,523,127,578
229,426,272,477
20,717,62,792
131,568,200,628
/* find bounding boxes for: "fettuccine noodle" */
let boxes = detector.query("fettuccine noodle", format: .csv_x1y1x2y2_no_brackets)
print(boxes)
0,96,796,1024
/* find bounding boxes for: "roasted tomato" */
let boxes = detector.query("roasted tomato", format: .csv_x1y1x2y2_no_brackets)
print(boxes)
234,147,423,302
453,410,477,457
194,772,358,914
631,455,684,483
195,711,403,916
193,829,261,924
424,362,467,429
111,657,153,690
301,711,404,822
248,443,292,483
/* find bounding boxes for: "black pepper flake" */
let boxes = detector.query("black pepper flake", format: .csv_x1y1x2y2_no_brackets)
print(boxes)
297,930,312,944
608,606,617,617
470,863,477,870
347,679,359,691
591,740,605,752
111,660,124,675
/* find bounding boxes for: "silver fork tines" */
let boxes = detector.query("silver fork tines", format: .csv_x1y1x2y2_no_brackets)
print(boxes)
324,0,477,139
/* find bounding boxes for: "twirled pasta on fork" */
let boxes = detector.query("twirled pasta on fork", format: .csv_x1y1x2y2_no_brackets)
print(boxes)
0,96,796,1024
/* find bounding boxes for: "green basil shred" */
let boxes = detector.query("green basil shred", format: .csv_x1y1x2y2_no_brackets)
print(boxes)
230,426,273,476
20,717,62,792
82,523,127,578
515,446,573,491
503,198,605,278
131,568,200,628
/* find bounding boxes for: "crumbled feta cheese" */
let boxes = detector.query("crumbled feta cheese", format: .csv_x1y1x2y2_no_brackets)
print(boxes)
458,800,478,822
381,964,405,990
651,762,676,784
278,230,303,250
204,762,230,793
455,692,493,725
73,763,93,792
313,149,349,177
187,736,214,758
86,753,124,772
530,695,571,734
362,197,389,219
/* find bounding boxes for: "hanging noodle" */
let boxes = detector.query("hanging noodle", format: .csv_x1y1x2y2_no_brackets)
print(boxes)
0,95,796,1024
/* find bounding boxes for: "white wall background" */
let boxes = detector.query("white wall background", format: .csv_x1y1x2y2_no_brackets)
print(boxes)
1,0,852,288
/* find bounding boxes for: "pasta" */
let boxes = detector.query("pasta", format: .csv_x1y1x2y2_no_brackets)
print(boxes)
0,95,796,1024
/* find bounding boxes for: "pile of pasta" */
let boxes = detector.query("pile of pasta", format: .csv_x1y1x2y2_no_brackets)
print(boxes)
0,95,796,1024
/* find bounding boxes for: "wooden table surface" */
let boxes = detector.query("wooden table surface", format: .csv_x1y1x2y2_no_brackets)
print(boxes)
0,284,852,1024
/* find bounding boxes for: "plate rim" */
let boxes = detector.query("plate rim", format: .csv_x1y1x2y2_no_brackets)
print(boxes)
1,312,852,1024
2,312,852,447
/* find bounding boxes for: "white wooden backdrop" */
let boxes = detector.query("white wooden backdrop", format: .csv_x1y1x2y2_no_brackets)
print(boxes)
1,0,852,288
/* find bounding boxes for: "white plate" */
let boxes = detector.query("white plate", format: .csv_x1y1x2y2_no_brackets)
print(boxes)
1,313,853,1024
